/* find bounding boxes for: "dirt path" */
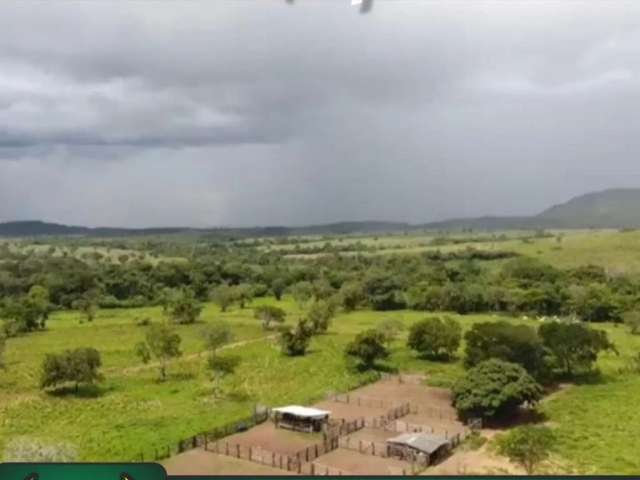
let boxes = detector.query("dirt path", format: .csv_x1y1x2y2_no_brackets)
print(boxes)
105,334,277,376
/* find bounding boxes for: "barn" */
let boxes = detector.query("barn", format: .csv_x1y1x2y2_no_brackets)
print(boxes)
272,405,331,433
386,432,451,466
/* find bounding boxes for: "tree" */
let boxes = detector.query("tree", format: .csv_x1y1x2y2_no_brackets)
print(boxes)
539,321,616,377
306,300,336,334
569,284,621,322
289,281,313,309
135,323,182,381
345,329,389,370
407,316,461,360
376,318,405,346
452,359,543,420
72,290,99,323
496,425,556,474
271,278,287,301
233,283,253,309
207,354,241,398
253,305,286,330
339,281,364,312
170,288,202,324
211,284,234,312
362,270,405,311
280,320,313,356
464,321,547,379
203,321,234,354
40,348,102,393
623,312,640,335
26,285,51,329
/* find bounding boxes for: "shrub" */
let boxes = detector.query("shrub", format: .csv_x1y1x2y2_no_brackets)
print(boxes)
280,320,313,356
253,305,286,330
345,329,389,370
496,425,556,474
170,288,202,324
407,316,461,360
453,359,543,420
40,348,102,393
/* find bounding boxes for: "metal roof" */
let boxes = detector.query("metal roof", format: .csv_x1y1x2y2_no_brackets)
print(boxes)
386,433,450,454
272,405,331,419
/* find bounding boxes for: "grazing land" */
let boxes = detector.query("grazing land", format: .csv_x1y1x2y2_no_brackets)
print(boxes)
1,229,640,474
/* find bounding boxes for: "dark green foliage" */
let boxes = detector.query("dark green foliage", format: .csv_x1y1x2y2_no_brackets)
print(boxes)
169,288,202,324
306,300,336,334
339,281,364,312
207,354,241,397
407,316,462,360
345,329,389,369
0,333,6,369
135,323,182,381
362,270,406,311
280,320,313,356
496,425,556,474
40,347,102,393
464,321,547,379
501,257,562,287
539,321,616,376
569,284,621,322
271,278,287,301
452,359,543,420
289,281,313,308
253,305,286,330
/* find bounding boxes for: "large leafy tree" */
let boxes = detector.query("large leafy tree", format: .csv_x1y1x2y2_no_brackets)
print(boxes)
452,359,543,420
538,321,616,376
407,316,461,360
464,321,547,379
280,320,313,356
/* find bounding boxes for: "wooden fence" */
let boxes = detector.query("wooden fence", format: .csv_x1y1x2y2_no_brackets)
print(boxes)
390,419,467,441
408,404,458,422
364,402,411,429
135,409,269,462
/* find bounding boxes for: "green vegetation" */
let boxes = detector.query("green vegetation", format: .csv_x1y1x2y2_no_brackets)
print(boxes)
407,316,461,360
496,425,556,474
40,347,102,394
1,230,640,473
452,359,543,420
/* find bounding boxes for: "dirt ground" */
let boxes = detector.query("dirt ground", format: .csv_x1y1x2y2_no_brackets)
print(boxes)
313,448,413,475
425,443,522,475
353,377,457,414
312,399,389,422
219,421,323,455
162,448,297,476
342,427,398,443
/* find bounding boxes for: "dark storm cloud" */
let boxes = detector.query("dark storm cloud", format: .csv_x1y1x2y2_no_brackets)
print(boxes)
1,1,639,227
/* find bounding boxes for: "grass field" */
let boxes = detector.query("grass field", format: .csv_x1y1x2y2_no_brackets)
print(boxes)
2,296,639,472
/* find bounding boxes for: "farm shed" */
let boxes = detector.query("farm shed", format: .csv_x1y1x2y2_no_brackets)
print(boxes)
272,406,331,433
386,432,451,466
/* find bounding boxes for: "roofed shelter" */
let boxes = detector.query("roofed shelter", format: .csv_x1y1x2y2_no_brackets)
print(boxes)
386,432,451,466
272,405,331,433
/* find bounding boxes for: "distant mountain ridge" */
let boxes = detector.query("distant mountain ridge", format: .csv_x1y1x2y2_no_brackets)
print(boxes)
2,189,640,237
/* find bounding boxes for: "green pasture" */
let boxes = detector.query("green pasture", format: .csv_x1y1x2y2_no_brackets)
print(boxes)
1,297,639,472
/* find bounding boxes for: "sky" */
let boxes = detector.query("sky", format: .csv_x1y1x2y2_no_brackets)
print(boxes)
1,0,640,228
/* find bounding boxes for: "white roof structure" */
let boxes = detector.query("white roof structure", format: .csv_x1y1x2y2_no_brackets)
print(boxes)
272,405,331,419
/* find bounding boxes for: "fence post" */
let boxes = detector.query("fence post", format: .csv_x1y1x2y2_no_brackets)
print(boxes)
311,463,315,475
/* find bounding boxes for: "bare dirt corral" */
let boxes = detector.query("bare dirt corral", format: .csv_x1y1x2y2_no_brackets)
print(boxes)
220,422,323,455
162,449,297,476
311,399,389,422
313,448,413,475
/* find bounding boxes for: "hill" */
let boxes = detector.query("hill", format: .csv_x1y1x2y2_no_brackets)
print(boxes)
537,188,640,228
2,189,640,237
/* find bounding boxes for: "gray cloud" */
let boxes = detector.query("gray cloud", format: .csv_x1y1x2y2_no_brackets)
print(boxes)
1,1,639,227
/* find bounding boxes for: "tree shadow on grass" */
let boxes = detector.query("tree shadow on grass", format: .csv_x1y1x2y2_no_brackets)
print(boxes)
47,383,113,399
484,408,549,430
